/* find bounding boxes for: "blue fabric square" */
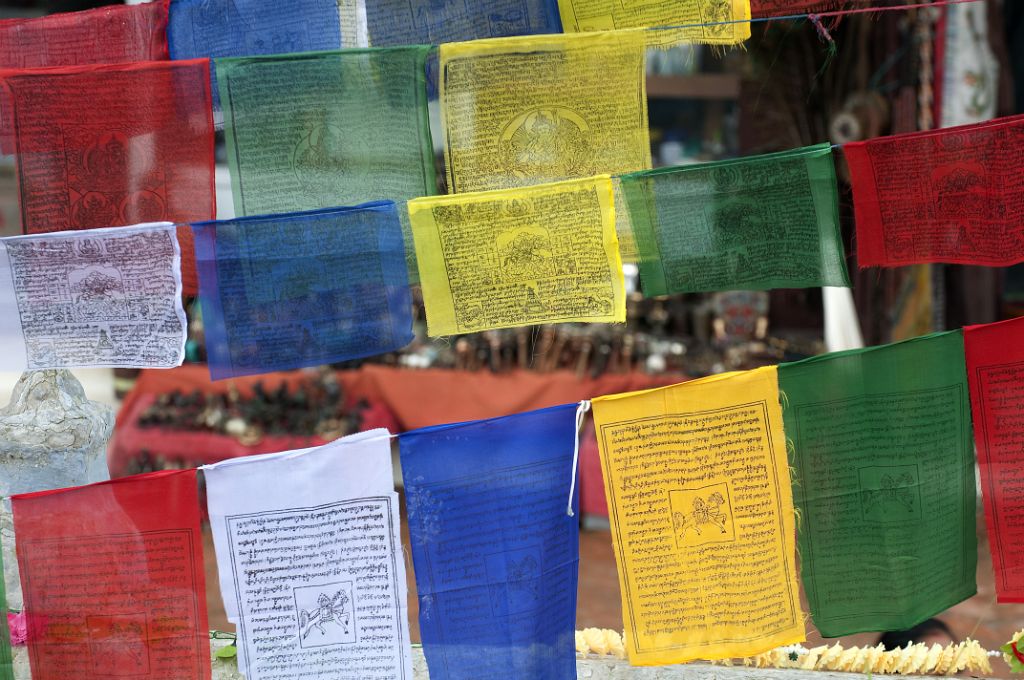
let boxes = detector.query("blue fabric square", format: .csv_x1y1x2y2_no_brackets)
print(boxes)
365,0,562,46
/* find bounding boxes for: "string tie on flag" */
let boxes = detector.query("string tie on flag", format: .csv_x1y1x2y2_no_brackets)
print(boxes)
568,400,592,517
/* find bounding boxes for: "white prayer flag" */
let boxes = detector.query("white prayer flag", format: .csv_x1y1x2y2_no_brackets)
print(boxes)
203,430,413,680
0,222,186,370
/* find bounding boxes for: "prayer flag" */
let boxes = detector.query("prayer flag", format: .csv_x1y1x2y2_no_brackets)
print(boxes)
846,114,1024,267
440,31,651,193
620,143,849,295
557,0,750,44
0,59,216,294
168,0,343,62
204,430,412,680
964,317,1024,603
11,470,210,680
216,47,436,218
0,541,11,680
591,368,804,665
399,404,581,680
192,202,413,380
408,176,625,336
363,0,562,46
779,331,977,637
0,2,168,68
750,0,840,17
0,223,186,371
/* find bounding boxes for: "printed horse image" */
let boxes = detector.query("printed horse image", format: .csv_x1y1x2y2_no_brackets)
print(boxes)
673,492,728,538
299,589,351,640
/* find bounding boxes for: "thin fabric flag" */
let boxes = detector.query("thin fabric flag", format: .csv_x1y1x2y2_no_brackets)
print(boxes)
204,430,412,680
0,223,187,372
964,317,1024,603
216,47,435,218
399,404,582,680
408,176,625,336
0,59,216,294
557,0,751,44
779,331,977,637
0,2,168,68
11,470,211,680
440,31,651,194
621,144,848,295
749,0,842,16
846,114,1024,267
361,0,562,46
193,202,413,380
0,541,10,680
591,368,804,665
168,0,343,103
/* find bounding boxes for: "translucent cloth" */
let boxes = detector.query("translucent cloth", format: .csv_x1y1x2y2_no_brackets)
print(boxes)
557,0,750,43
11,470,210,680
407,176,625,336
620,143,849,295
192,202,413,380
846,114,1024,267
0,59,216,294
964,317,1024,603
0,223,186,372
591,367,804,665
217,47,435,219
363,0,562,46
204,430,412,680
440,31,651,193
398,404,581,680
0,2,168,69
779,331,977,638
0,541,10,680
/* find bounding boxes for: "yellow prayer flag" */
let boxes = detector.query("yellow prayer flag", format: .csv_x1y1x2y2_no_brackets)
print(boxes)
408,176,626,336
558,0,751,44
592,367,805,665
440,31,652,194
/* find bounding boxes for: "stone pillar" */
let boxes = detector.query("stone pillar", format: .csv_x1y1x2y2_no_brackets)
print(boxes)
0,370,114,610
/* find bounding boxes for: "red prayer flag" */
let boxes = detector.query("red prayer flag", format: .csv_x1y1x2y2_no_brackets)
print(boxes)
846,114,1024,268
750,0,846,17
0,59,215,293
11,470,211,680
0,2,168,69
965,317,1024,603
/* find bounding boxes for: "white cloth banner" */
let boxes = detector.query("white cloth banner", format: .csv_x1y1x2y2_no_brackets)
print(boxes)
203,429,413,680
0,222,185,371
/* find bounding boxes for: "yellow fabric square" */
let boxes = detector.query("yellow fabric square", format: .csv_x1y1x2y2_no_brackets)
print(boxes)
440,31,652,194
558,0,751,43
408,176,626,336
591,366,805,665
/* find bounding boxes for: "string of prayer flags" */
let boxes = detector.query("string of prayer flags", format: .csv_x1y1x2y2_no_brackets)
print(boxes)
362,0,562,46
216,47,436,218
591,368,804,665
0,542,11,680
204,430,412,680
779,331,977,637
407,176,625,336
0,59,215,295
620,143,849,295
0,2,168,68
168,0,343,100
964,317,1024,603
846,114,1024,267
0,223,187,372
557,0,751,44
11,470,211,680
440,31,651,193
399,404,582,680
192,202,413,380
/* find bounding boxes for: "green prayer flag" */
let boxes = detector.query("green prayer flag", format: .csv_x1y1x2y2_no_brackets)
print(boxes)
620,143,849,295
217,47,437,217
779,331,977,638
0,539,12,680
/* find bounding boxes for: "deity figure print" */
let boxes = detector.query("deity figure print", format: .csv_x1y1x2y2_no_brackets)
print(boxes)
499,107,592,181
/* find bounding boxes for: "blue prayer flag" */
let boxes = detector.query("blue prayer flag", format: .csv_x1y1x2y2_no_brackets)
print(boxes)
399,404,580,680
192,202,414,380
364,0,562,46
